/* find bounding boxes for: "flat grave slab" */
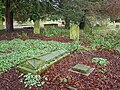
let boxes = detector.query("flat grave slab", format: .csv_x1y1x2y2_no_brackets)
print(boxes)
38,49,68,62
72,64,90,73
69,64,95,76
17,49,70,74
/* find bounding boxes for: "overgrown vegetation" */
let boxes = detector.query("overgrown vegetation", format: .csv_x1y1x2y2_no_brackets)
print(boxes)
79,27,120,51
43,26,120,52
19,73,48,89
0,39,86,74
92,58,109,66
92,57,109,74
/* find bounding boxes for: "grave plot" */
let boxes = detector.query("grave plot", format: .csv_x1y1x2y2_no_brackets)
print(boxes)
0,39,85,75
17,49,70,74
69,64,95,76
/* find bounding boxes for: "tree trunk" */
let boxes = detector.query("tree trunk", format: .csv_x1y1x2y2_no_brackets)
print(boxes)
5,0,14,32
65,17,70,29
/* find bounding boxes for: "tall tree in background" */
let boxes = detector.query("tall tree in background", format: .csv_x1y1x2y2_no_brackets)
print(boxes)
104,0,120,21
3,0,120,32
4,0,42,32
56,0,106,29
5,0,13,32
3,0,55,32
87,0,120,21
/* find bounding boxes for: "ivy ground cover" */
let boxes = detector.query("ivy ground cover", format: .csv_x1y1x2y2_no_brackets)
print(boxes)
0,38,85,74
0,28,120,90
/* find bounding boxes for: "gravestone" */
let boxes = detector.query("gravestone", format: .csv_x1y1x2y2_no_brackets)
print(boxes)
34,20,40,34
72,64,90,73
0,17,4,29
69,64,95,76
70,24,79,41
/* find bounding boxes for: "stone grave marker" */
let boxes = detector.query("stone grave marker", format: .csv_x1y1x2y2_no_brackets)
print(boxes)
70,24,79,41
72,64,90,73
69,64,95,76
34,20,40,34
17,49,70,74
0,17,4,29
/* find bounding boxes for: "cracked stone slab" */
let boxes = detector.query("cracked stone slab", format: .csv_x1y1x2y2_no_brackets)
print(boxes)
69,64,95,76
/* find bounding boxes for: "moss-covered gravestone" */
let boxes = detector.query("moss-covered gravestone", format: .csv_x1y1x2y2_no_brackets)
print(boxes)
34,20,40,34
69,64,95,76
72,64,90,73
70,24,79,41
0,17,3,29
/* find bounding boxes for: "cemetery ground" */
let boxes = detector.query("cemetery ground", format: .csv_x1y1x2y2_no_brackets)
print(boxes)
0,27,120,90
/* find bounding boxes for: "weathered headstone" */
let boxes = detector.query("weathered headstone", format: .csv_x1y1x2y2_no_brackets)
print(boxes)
70,24,79,41
0,17,4,29
34,20,40,34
